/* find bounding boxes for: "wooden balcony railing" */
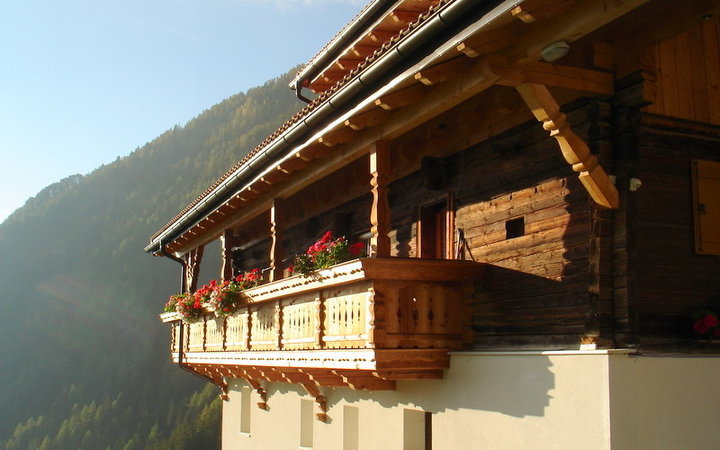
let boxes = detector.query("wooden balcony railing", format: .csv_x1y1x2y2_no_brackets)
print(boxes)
161,257,484,391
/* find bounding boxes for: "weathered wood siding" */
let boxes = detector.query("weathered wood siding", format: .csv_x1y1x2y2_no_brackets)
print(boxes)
385,99,609,347
235,95,609,348
629,116,720,342
646,15,720,126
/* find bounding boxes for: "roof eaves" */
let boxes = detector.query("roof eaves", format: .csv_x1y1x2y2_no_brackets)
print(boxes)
147,0,513,254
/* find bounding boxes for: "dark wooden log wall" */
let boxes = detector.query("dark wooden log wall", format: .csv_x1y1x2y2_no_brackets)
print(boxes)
232,95,610,349
386,99,612,348
619,112,720,344
611,15,720,346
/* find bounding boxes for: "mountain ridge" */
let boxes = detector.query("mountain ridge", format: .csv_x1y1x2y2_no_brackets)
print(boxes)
0,67,304,449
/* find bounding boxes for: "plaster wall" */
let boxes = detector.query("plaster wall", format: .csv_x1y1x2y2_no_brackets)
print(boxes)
222,351,613,449
608,355,720,450
221,352,720,449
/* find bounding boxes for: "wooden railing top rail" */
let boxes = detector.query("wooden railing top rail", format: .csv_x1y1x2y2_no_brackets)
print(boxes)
161,257,485,322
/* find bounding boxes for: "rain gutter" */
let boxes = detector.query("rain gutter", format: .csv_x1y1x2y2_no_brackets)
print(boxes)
145,0,518,256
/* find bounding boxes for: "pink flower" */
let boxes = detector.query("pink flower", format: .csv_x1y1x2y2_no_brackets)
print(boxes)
320,231,333,244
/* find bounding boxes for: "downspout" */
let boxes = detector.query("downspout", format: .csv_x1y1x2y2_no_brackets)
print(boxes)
158,242,187,293
294,79,312,103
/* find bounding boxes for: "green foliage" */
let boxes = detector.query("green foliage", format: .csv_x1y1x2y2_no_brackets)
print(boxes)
0,67,303,449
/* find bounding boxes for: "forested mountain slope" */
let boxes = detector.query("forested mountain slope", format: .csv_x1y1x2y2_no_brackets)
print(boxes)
0,68,303,449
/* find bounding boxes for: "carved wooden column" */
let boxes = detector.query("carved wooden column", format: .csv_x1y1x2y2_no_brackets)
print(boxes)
185,245,204,292
270,199,286,282
220,229,237,281
369,140,391,257
515,82,619,209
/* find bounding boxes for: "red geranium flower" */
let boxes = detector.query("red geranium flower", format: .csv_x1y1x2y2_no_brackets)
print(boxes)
694,319,709,335
703,314,718,328
348,242,364,256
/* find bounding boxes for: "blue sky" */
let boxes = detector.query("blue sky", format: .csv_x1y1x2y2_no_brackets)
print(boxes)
0,0,363,223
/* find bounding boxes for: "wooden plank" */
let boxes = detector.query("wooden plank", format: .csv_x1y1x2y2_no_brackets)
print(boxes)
674,30,696,121
659,37,679,117
505,0,651,65
703,16,720,125
688,25,710,123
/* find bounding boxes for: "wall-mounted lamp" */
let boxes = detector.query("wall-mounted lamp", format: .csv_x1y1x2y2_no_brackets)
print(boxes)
541,41,570,62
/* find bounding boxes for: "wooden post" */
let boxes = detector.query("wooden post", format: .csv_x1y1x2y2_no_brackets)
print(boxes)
369,140,391,257
515,82,619,209
270,199,286,282
185,245,204,292
220,229,236,281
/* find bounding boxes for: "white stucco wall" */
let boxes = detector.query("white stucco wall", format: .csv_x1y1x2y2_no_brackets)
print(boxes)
608,355,720,450
221,351,720,449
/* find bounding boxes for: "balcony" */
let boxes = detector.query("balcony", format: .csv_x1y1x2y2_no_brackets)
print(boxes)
161,257,484,394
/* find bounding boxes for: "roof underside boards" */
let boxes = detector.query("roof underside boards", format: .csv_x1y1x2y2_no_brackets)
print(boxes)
146,0,652,255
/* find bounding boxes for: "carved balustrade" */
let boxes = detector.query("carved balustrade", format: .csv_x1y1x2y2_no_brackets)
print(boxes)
162,257,484,389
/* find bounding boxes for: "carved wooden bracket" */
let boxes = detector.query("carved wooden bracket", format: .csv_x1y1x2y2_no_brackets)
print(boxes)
285,370,329,422
515,82,619,209
244,375,268,410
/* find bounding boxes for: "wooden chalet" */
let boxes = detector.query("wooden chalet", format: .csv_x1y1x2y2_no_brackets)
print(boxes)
147,0,720,448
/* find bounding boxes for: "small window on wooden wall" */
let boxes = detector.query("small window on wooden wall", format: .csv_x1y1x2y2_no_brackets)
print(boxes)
692,160,720,255
418,194,454,259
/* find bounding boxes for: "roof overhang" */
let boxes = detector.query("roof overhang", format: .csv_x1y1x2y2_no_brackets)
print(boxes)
147,0,651,256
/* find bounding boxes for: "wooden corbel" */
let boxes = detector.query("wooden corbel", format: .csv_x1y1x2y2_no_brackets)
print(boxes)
238,370,268,410
302,381,328,422
515,82,619,209
286,370,329,422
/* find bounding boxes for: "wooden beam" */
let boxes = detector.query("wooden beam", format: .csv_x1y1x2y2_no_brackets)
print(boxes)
374,83,429,110
511,0,576,24
351,44,379,58
336,57,364,72
456,24,522,58
345,108,391,131
488,55,614,95
414,57,472,86
390,10,419,25
317,126,356,147
515,82,619,209
368,29,395,45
